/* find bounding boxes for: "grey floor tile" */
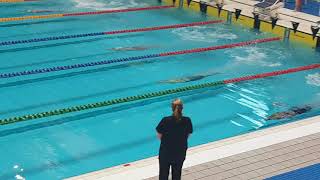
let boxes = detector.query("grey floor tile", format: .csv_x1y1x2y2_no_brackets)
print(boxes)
144,177,157,180
269,149,284,157
213,160,226,166
241,152,254,159
261,166,277,174
249,161,267,170
200,168,216,176
234,159,251,167
214,172,235,179
198,176,215,180
219,163,235,171
207,166,225,175
236,166,252,174
220,157,234,164
190,171,207,179
270,163,286,170
235,172,259,180
226,161,242,169
246,157,261,164
226,168,243,176
264,159,278,166
201,162,215,169
254,165,277,176
277,160,294,168
245,150,259,157
244,171,260,179
250,177,264,180
225,176,242,180
183,168,194,175
182,174,198,180
193,165,210,172
253,148,267,155
147,133,320,180
261,167,294,179
269,156,285,164
246,163,260,171
229,154,244,162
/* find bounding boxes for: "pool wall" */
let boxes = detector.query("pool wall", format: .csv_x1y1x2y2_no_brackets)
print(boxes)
161,0,320,48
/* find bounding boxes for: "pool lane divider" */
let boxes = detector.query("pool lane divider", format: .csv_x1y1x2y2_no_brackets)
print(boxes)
0,5,174,23
1,63,319,126
0,20,224,46
0,37,281,78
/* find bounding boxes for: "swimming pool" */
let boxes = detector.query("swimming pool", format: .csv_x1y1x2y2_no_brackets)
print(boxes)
0,0,319,179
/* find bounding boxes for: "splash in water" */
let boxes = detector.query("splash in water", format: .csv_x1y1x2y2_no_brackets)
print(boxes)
15,175,25,180
306,73,320,86
228,46,283,67
72,0,147,10
13,165,26,180
172,26,238,43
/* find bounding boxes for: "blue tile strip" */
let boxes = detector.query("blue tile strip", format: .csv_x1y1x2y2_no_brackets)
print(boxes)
266,163,320,180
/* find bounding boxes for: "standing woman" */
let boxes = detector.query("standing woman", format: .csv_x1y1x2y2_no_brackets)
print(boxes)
156,99,193,180
295,0,302,12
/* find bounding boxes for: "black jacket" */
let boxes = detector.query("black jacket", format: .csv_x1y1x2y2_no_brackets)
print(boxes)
156,116,193,162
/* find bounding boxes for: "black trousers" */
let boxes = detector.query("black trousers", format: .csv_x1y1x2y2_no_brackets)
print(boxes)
159,158,184,180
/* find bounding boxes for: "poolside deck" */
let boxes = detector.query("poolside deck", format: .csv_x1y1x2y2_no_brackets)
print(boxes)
146,131,320,180
66,115,320,180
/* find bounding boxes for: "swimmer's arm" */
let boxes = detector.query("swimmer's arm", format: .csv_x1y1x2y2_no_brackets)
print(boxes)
157,133,162,140
158,80,168,84
158,80,181,84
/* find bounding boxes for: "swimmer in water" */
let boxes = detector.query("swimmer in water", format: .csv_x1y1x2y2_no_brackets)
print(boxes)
27,10,56,13
267,105,312,120
109,45,159,52
159,72,221,84
272,102,287,107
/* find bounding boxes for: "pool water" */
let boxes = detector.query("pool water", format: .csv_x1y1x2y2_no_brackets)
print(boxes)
0,0,319,179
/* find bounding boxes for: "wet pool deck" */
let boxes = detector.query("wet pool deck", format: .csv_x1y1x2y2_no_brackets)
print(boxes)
66,115,320,180
146,130,320,180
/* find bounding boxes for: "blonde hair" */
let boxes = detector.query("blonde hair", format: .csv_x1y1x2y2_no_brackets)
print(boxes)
172,99,183,121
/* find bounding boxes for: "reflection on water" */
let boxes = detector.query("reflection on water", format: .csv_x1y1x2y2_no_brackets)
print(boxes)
71,0,148,10
14,165,25,180
306,72,320,87
172,26,238,43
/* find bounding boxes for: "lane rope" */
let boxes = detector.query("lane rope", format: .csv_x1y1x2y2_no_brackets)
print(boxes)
0,5,175,23
0,37,281,78
1,63,319,126
0,20,223,46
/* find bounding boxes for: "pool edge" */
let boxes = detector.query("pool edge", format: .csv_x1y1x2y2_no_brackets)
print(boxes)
65,115,320,180
162,0,320,48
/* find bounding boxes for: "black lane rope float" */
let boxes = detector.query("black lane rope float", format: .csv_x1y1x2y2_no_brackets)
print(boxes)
0,37,281,78
1,63,319,126
0,5,175,22
0,20,223,46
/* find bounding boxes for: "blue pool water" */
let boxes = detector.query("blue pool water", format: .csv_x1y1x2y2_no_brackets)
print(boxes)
0,0,319,179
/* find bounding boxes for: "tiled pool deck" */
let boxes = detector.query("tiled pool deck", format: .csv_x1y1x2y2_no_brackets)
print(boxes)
147,130,320,180
66,115,320,180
